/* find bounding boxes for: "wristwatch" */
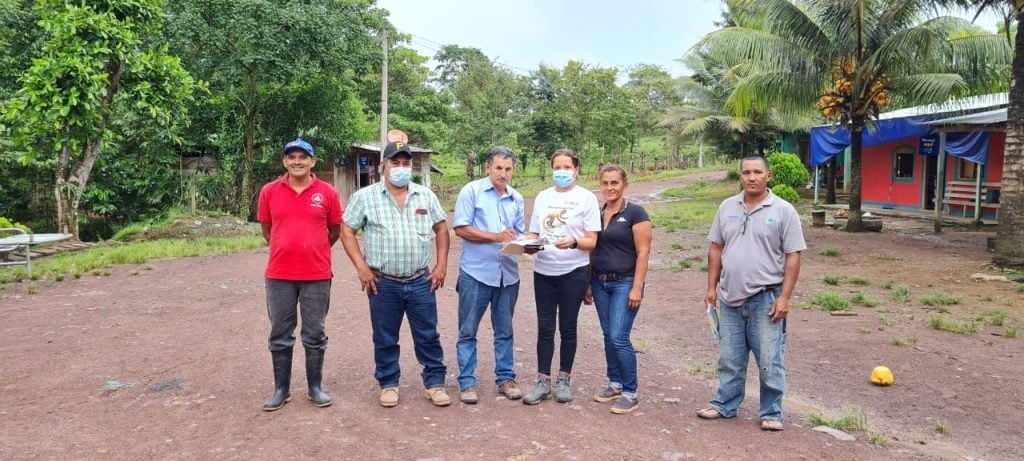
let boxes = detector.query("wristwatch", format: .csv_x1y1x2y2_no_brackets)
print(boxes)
570,237,578,249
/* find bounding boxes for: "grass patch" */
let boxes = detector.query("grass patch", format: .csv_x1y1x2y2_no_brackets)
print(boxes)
868,432,889,446
933,420,949,434
848,277,871,286
808,409,867,431
26,284,39,295
649,180,737,233
0,236,266,285
819,247,841,257
698,262,709,272
858,327,874,334
851,291,880,308
670,242,683,250
703,368,719,380
812,291,850,312
921,292,961,307
879,314,895,327
928,315,979,335
671,260,692,272
1016,284,1024,293
891,285,911,302
891,336,918,346
823,276,840,285
981,310,1008,326
879,280,894,290
1005,327,1018,339
686,363,704,375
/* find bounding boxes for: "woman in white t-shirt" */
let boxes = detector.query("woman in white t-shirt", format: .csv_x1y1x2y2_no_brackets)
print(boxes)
521,149,601,405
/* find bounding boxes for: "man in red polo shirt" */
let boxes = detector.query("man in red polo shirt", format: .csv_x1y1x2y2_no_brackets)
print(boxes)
257,137,343,411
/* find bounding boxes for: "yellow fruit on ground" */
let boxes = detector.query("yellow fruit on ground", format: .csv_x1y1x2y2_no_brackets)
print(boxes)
871,366,894,386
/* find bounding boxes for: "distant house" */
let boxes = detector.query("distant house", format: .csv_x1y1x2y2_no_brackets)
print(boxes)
331,142,444,204
809,93,1007,222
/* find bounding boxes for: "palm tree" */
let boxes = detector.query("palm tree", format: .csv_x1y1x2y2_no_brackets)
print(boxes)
696,0,1010,231
659,54,806,166
943,0,1024,266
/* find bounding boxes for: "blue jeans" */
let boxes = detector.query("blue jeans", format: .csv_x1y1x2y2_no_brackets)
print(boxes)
709,287,787,421
455,270,519,390
591,277,640,398
367,273,446,389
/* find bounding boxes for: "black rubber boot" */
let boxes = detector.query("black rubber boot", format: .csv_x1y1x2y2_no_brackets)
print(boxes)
305,348,332,407
262,350,292,411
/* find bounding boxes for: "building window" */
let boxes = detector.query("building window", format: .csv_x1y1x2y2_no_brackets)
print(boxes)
957,158,979,180
892,147,915,180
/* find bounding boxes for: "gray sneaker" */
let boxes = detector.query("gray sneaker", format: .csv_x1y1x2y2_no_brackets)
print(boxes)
555,376,572,403
610,395,639,414
522,379,552,405
593,385,622,403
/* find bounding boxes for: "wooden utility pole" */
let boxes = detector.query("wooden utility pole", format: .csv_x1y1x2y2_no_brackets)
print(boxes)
379,28,389,160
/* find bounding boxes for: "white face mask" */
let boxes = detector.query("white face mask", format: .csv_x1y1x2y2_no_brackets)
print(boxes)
389,167,412,187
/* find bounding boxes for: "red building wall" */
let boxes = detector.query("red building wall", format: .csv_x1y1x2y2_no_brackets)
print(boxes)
861,138,923,208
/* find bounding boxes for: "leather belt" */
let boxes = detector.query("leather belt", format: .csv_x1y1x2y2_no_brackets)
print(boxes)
595,272,633,282
373,268,427,283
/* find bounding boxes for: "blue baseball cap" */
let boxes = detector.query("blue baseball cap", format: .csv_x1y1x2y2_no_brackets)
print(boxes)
283,137,314,157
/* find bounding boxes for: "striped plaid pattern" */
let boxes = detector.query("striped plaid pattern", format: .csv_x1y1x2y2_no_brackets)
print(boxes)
343,181,447,277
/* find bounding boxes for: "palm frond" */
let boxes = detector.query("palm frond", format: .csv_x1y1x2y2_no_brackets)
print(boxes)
888,73,968,108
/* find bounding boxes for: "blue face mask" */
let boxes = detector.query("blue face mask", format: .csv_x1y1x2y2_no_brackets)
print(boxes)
552,170,575,188
389,167,412,187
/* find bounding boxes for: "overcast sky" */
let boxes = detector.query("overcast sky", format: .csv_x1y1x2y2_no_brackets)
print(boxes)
376,0,1006,77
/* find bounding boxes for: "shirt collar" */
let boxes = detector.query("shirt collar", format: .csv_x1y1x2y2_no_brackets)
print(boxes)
734,190,775,211
277,173,318,186
601,199,630,214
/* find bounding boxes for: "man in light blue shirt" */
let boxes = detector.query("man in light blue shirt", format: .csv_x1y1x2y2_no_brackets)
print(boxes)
452,146,525,404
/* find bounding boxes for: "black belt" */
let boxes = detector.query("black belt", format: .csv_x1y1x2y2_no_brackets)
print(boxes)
595,272,634,282
761,283,782,292
373,268,427,283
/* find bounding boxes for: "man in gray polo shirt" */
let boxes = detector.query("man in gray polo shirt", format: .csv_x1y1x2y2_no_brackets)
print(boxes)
696,155,805,431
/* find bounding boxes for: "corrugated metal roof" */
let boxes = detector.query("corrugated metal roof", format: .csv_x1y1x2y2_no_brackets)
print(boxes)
351,142,436,154
876,93,1007,120
922,108,1007,126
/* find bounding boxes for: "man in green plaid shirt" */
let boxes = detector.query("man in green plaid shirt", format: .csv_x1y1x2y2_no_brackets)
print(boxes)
340,141,452,408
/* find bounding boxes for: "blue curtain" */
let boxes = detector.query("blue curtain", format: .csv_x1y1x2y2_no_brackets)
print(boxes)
809,117,936,166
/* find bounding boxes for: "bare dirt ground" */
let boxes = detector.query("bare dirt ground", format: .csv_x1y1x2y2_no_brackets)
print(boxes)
2,171,1022,460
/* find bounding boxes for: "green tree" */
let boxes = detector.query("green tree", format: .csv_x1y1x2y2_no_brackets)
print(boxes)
443,49,529,176
697,0,1010,231
659,54,793,166
943,0,1024,267
164,0,383,219
2,0,199,239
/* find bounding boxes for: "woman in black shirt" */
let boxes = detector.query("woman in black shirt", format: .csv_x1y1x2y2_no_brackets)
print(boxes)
585,165,652,414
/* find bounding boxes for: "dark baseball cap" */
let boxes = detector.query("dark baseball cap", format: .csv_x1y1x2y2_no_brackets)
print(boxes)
283,137,314,157
382,141,412,159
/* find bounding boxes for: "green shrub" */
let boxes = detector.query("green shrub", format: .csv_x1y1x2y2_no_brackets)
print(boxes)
771,184,799,204
767,152,810,189
0,217,31,236
823,276,840,285
726,170,740,181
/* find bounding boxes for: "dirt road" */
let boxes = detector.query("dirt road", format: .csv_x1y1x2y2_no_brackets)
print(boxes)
2,171,1021,460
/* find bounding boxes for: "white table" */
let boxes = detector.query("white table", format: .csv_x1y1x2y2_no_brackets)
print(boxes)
0,229,73,279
